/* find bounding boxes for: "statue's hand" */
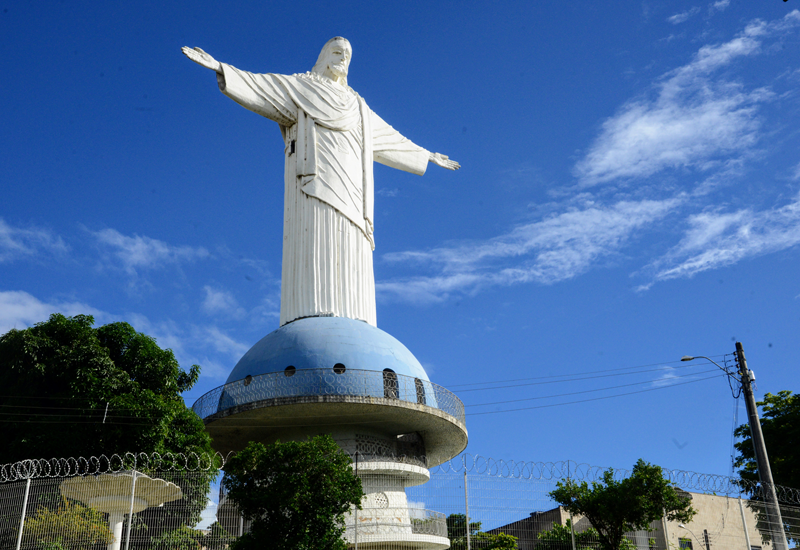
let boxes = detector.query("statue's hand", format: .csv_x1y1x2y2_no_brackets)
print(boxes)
429,152,460,171
181,46,222,73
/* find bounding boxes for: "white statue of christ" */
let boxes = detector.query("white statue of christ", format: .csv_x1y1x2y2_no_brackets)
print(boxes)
183,37,459,327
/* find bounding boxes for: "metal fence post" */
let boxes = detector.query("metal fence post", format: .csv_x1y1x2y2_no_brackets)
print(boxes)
568,510,577,550
662,511,671,550
738,497,752,550
124,471,138,550
14,477,32,550
354,452,359,550
567,462,577,550
464,469,471,550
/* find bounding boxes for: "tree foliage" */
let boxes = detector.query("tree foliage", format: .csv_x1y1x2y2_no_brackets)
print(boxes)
446,514,519,550
0,314,213,462
734,390,800,544
222,436,363,550
0,314,218,547
20,497,113,550
734,390,799,489
533,519,637,550
549,460,695,550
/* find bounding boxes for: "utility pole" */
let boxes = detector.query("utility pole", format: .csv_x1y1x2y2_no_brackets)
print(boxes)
735,341,789,550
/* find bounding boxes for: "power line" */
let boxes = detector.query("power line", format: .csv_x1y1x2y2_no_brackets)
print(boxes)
467,374,720,416
446,355,727,388
465,369,720,407
454,362,712,393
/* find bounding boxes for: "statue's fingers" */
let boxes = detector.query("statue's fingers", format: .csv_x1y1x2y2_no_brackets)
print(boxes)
194,47,207,55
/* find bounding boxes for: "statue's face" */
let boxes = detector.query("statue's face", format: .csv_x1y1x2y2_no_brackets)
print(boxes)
324,42,351,80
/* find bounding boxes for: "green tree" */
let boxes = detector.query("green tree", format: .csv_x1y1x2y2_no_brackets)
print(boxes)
221,436,363,550
533,519,638,550
20,497,113,550
549,459,695,550
0,314,218,547
0,314,212,462
734,390,800,544
734,390,799,488
534,519,600,550
446,514,518,550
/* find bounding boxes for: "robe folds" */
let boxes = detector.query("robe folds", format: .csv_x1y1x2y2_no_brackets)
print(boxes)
218,64,430,327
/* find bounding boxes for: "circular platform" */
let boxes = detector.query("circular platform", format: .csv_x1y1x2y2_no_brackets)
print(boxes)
192,317,468,466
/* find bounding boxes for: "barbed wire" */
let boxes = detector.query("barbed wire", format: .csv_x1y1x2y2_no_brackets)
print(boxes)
0,451,231,482
2,449,799,505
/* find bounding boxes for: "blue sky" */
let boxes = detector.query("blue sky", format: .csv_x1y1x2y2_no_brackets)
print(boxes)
2,0,799,486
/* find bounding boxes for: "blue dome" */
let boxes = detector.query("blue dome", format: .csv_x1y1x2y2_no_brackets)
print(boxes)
225,317,430,384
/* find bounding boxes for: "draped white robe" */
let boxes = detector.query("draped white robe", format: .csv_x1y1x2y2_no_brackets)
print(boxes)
217,65,430,327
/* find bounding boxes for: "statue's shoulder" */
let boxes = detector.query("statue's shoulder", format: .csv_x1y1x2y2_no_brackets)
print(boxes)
293,72,358,97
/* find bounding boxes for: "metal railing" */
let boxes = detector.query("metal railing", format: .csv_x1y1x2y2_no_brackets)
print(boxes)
344,508,448,538
191,368,466,425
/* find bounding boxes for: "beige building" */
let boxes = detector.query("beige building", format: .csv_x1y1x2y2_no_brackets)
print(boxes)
488,491,775,550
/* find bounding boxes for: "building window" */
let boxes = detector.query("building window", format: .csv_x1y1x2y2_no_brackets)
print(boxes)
333,363,346,374
415,378,426,405
679,538,693,550
383,369,398,398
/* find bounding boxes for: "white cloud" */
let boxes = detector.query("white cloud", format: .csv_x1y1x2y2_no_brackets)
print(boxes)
791,162,800,181
646,194,800,284
377,187,399,197
0,219,68,263
196,497,218,530
92,228,209,274
378,198,680,303
575,11,800,186
652,367,679,387
202,286,246,318
407,501,427,519
124,314,247,381
667,7,700,25
711,0,730,13
196,325,251,359
0,290,107,336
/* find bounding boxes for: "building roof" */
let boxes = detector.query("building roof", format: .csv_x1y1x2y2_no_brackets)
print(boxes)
225,316,430,384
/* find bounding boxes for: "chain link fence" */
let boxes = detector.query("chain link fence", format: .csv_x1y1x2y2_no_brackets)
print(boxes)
1,451,798,549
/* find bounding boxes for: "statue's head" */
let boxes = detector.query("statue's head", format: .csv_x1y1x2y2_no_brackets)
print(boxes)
312,37,352,85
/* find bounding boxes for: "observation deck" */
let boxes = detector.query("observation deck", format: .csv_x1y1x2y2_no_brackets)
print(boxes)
191,317,467,466
192,368,467,466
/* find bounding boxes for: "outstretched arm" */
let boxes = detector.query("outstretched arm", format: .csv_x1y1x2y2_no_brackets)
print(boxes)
181,46,223,74
429,152,460,170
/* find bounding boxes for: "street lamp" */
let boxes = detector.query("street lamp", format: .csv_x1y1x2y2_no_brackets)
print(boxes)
682,343,788,550
680,355,734,373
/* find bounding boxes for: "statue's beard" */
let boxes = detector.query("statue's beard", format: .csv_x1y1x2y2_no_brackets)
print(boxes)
329,63,348,79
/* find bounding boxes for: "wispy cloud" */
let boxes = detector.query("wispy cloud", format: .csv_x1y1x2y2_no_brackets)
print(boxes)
791,161,800,181
0,290,106,336
710,0,730,13
0,219,68,263
377,187,399,198
92,228,210,274
667,7,700,25
652,367,679,387
643,194,800,286
202,286,246,318
378,198,681,303
127,314,249,381
575,11,800,186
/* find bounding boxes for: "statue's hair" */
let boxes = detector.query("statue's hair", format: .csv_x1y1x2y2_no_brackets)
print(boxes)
311,37,352,85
